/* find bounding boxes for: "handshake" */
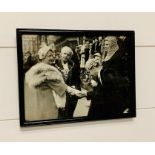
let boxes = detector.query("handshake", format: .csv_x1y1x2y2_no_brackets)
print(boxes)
66,86,87,98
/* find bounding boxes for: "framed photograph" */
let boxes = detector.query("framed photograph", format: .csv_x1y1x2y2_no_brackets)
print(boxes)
16,29,136,127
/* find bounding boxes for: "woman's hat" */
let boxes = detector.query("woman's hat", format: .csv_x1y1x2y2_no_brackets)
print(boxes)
38,45,51,60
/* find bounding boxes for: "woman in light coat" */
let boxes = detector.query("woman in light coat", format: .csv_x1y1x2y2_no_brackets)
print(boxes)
24,46,67,121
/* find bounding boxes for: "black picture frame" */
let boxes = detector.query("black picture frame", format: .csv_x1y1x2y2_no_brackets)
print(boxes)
16,29,136,127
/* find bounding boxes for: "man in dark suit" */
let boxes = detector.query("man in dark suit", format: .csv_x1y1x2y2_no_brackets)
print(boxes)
55,46,81,118
79,36,130,118
91,37,99,55
91,36,103,55
23,51,35,73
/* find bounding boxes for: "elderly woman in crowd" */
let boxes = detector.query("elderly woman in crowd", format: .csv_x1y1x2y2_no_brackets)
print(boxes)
24,46,80,121
24,46,67,121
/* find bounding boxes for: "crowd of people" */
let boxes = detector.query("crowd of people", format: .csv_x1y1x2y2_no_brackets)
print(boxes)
23,35,131,121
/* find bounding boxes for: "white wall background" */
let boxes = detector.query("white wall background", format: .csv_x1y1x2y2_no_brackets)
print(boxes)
0,12,155,141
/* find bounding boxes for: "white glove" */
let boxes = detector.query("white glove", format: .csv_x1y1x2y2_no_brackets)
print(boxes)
66,86,80,96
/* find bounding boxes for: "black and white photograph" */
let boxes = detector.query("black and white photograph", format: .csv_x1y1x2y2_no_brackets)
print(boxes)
16,29,136,126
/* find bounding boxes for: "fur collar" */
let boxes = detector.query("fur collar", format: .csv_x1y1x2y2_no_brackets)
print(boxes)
25,63,63,88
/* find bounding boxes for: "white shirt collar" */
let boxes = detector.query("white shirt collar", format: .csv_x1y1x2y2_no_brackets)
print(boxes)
98,68,103,85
